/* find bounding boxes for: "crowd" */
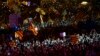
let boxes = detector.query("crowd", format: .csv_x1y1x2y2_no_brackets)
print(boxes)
0,31,100,56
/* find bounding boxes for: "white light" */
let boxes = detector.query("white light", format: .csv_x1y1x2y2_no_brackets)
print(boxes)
63,32,66,37
81,1,88,5
35,27,38,31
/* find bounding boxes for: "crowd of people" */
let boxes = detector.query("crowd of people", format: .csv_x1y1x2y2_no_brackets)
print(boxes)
0,30,100,56
0,41,100,56
0,0,99,28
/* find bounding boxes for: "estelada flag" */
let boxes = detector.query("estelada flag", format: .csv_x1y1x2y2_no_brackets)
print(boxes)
15,30,23,40
28,22,38,36
70,35,78,44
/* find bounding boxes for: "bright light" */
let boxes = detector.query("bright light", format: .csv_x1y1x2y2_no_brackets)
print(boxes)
81,1,88,5
35,27,38,31
60,32,66,37
63,32,66,37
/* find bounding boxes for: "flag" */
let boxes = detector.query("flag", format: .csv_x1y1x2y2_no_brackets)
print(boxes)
28,22,38,36
15,30,23,40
